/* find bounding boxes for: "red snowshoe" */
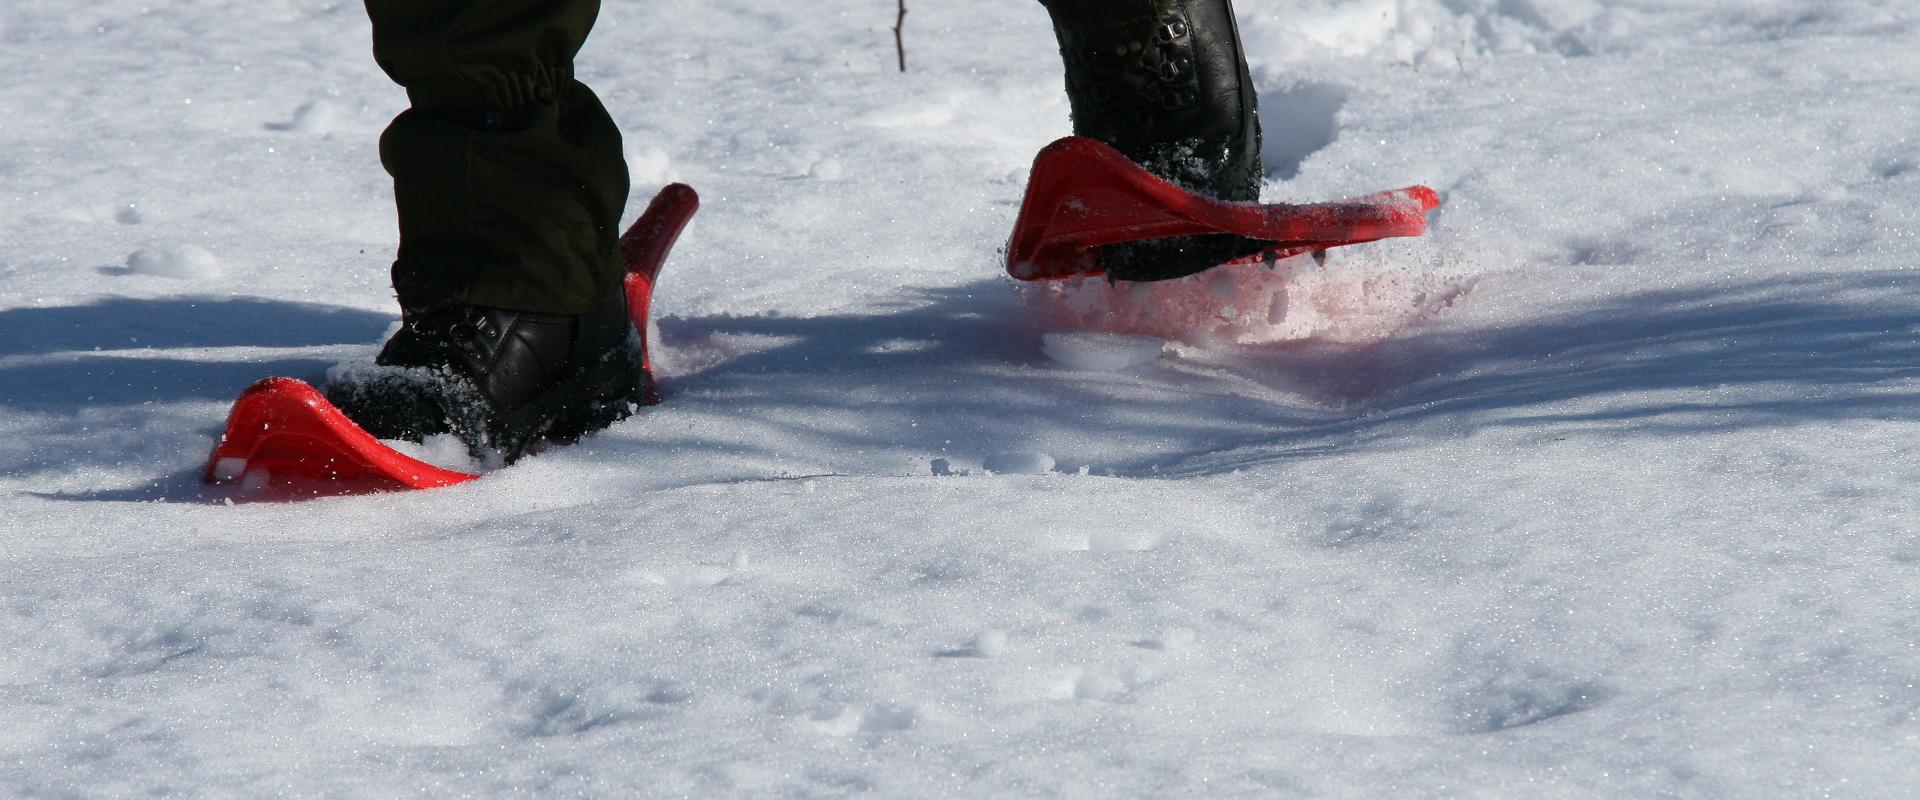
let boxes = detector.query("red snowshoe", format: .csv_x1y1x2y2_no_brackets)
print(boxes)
203,183,699,494
1007,136,1439,281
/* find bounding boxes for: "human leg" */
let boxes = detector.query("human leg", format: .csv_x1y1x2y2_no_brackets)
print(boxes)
337,0,641,462
366,0,629,314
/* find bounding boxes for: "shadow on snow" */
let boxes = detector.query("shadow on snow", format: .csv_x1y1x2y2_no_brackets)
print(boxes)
629,270,1920,478
0,296,390,411
1153,269,1920,476
20,270,1920,496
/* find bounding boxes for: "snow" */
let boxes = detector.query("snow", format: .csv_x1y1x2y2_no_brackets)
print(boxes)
126,244,224,280
277,100,341,137
982,451,1058,475
1042,332,1166,371
3,0,1919,796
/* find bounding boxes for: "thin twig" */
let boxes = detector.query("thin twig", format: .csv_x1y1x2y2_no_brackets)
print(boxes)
893,0,908,72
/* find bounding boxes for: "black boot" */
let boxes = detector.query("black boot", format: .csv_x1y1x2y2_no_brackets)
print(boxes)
1044,0,1266,281
326,291,642,464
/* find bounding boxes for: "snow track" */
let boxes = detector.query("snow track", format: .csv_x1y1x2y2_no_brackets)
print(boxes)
4,0,1919,796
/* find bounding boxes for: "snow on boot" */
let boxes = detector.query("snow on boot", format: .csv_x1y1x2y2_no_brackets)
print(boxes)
325,291,642,464
1044,0,1266,281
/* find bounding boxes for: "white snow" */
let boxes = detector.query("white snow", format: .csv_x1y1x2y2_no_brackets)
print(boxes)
383,432,488,474
1041,331,1166,371
282,100,340,136
4,0,1920,796
126,244,224,279
982,450,1058,475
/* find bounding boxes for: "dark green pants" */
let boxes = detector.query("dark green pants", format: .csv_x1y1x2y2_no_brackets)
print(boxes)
368,0,628,315
365,0,1176,314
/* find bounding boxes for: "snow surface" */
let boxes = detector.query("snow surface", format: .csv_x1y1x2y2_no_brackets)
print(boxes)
4,0,1920,796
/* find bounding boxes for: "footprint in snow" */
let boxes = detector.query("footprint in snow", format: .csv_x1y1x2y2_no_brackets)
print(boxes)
1449,668,1610,734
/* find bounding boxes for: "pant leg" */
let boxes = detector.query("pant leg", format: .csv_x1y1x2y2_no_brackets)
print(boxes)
367,0,629,315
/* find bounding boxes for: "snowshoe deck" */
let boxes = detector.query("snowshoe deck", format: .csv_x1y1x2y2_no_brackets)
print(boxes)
1006,136,1439,281
202,183,700,494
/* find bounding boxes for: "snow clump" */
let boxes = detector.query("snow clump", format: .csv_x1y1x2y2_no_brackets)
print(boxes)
1041,331,1165,371
126,244,222,279
983,451,1056,475
289,101,337,136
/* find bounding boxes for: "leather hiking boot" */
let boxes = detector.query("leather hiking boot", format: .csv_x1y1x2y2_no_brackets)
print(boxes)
1045,0,1267,281
326,292,642,464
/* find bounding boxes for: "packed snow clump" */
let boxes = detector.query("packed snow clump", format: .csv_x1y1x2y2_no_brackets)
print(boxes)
289,101,338,135
982,451,1056,475
126,244,222,279
381,433,486,474
627,145,675,186
1041,332,1164,371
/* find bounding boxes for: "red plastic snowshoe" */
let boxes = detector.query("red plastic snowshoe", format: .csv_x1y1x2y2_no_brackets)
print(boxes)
1006,136,1439,281
203,183,700,494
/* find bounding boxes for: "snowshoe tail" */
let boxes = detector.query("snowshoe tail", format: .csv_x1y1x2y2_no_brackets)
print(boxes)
1006,136,1439,281
203,183,700,494
621,182,699,407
